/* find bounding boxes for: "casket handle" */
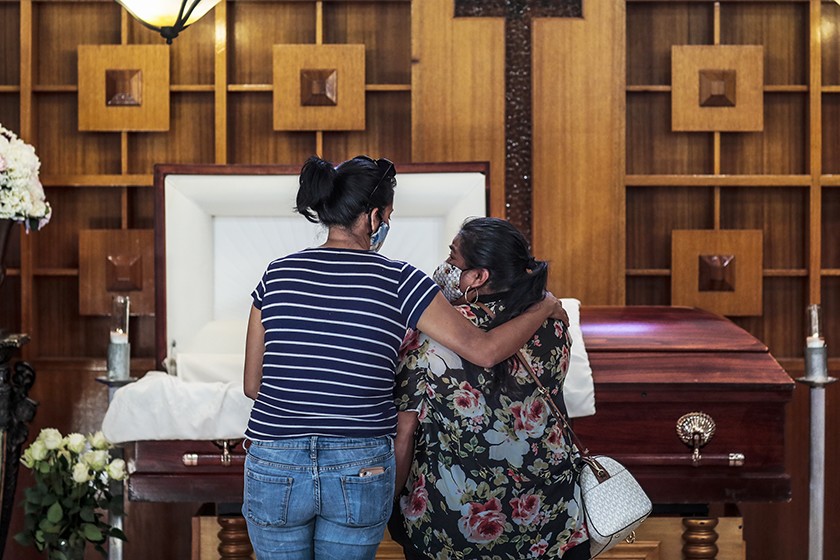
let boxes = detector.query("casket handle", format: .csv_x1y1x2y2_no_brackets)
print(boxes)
182,440,245,467
676,411,719,466
612,453,746,468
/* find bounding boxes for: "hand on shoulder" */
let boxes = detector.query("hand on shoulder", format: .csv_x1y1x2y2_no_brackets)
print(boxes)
542,291,569,328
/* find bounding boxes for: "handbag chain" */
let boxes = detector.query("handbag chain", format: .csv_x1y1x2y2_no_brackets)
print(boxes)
475,301,610,482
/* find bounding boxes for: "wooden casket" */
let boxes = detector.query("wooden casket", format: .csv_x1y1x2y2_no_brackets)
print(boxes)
127,306,793,506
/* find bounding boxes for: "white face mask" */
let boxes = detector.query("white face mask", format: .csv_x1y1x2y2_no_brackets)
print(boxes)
370,220,390,252
433,262,465,302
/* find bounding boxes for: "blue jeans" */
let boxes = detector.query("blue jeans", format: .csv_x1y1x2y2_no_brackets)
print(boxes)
243,436,396,560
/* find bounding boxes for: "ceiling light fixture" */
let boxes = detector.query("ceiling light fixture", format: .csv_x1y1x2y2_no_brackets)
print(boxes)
116,0,222,44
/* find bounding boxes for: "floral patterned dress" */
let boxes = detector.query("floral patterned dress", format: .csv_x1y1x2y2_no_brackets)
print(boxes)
395,299,588,560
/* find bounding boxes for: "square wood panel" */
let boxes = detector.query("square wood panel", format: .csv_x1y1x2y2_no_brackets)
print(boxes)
672,45,763,131
273,44,365,131
79,229,155,316
672,229,763,316
78,45,170,131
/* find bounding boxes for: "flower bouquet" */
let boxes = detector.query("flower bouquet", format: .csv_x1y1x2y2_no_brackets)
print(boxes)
0,123,51,232
15,429,127,560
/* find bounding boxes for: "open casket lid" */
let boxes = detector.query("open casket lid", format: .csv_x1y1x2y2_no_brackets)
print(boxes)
154,163,489,379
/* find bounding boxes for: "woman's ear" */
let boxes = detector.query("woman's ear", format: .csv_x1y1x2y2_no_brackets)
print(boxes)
368,207,381,231
469,268,491,290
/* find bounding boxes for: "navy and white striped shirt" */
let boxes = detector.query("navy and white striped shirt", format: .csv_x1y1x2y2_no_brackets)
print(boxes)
245,248,439,441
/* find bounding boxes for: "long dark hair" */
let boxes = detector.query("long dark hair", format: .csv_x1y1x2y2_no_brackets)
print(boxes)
458,217,549,396
295,155,396,227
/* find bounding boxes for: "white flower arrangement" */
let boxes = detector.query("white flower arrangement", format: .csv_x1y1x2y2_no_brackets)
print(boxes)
0,123,51,231
16,429,127,558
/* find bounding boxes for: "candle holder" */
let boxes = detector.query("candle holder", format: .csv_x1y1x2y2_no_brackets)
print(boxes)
796,304,836,560
107,295,131,381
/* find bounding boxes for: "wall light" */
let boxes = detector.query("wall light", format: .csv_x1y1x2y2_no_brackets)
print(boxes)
116,0,222,44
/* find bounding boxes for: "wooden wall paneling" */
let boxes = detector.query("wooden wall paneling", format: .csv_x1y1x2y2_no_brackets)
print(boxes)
215,1,227,163
823,188,840,267
627,2,712,86
823,277,840,358
720,2,808,86
229,2,315,85
323,92,411,163
130,315,157,359
77,45,171,132
127,187,155,229
671,45,765,133
33,2,121,87
128,14,216,86
822,94,840,173
34,94,121,176
626,276,671,307
532,1,625,305
626,187,714,271
0,3,20,85
730,277,807,358
809,0,823,306
822,2,840,85
30,187,122,270
324,1,411,85
0,93,20,134
0,276,22,333
128,93,215,172
19,0,33,363
33,277,110,357
228,93,314,164
272,43,366,131
719,94,808,175
719,187,808,270
627,93,713,175
411,0,505,217
78,228,155,316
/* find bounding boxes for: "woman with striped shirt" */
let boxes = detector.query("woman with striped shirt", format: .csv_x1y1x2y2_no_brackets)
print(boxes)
241,155,566,560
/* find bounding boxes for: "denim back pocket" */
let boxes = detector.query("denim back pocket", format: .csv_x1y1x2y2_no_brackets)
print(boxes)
341,466,394,527
244,469,293,527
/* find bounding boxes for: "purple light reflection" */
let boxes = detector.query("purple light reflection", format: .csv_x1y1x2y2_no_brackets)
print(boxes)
580,322,658,336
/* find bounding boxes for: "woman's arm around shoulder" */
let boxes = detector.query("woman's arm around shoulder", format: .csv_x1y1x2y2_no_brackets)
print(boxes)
416,291,567,368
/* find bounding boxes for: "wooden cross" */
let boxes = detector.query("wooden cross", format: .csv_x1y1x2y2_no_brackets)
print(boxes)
455,0,582,241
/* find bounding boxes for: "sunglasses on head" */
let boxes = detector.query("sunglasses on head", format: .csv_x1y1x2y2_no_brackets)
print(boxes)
358,155,395,199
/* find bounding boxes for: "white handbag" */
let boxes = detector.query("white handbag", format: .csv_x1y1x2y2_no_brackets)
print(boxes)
577,455,652,556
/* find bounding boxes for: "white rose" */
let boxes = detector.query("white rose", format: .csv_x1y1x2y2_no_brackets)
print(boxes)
64,433,87,454
0,153,6,172
39,428,63,450
88,431,110,450
29,440,48,461
82,449,110,471
72,462,91,484
106,459,127,481
21,447,35,468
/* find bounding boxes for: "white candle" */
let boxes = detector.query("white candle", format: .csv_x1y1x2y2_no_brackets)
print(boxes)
806,335,825,349
110,331,129,344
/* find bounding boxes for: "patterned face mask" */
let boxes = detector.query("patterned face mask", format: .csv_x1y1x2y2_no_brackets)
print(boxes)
370,220,390,252
433,262,465,302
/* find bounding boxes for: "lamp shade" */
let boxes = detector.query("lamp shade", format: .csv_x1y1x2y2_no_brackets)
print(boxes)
116,0,222,43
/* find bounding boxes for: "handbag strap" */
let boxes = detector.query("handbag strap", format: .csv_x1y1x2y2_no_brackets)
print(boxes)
474,301,590,458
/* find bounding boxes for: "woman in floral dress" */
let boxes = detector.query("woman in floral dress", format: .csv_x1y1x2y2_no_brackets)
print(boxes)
391,217,589,560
